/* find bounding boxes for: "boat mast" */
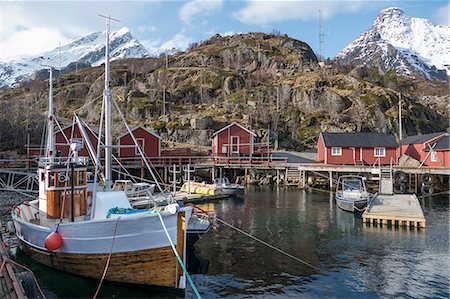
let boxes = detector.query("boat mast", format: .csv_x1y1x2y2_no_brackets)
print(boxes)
45,67,55,160
99,14,119,187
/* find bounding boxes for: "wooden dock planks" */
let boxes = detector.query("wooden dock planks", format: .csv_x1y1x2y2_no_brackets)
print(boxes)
362,194,426,229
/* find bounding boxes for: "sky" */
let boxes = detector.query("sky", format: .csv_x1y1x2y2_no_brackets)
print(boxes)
0,0,448,62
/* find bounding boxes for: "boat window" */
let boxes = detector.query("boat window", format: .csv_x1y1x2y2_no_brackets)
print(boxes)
78,171,85,185
343,180,361,192
49,173,55,187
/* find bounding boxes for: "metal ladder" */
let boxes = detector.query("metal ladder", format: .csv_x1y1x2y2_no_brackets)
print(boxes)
379,167,393,195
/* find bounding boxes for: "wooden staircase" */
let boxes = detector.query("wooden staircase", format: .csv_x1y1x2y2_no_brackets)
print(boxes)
285,167,301,186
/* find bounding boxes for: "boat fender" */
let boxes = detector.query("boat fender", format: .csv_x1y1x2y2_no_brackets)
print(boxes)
394,171,407,183
44,231,63,251
166,203,179,215
420,185,434,195
420,173,434,184
393,182,406,194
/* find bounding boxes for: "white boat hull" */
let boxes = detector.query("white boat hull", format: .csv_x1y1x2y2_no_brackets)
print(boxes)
12,207,192,289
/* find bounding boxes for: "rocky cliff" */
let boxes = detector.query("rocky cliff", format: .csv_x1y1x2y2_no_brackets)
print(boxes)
0,32,448,155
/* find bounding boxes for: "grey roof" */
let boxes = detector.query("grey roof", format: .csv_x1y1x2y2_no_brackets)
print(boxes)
400,132,447,145
431,136,449,151
321,132,398,147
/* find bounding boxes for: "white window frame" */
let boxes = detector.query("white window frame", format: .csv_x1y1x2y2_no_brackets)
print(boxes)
135,138,145,155
430,151,438,162
374,147,386,157
331,147,342,156
231,136,240,153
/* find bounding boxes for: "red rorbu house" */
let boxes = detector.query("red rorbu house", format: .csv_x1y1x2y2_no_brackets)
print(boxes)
211,123,257,158
400,132,449,167
118,126,161,160
317,132,398,165
55,125,98,158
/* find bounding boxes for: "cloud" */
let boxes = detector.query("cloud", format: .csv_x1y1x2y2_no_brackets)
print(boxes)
160,33,194,51
138,25,157,33
0,1,149,60
0,27,71,60
179,0,223,24
141,33,194,56
233,0,366,26
435,3,449,26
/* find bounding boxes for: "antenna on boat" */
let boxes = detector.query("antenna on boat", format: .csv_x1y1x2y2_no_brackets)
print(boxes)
99,14,120,188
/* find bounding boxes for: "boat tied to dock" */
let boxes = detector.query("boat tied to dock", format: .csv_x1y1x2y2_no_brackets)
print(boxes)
335,175,376,212
11,15,198,294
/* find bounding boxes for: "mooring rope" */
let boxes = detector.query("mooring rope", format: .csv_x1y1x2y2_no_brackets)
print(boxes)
191,205,321,272
156,211,201,299
92,216,121,299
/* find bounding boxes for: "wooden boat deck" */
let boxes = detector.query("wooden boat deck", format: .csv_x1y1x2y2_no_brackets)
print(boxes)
362,194,426,229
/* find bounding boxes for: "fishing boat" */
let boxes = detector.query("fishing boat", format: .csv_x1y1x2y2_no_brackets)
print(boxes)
12,17,193,292
335,175,375,212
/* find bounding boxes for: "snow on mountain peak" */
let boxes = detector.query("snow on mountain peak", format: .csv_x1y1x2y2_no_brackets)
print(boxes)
0,27,149,88
336,8,450,81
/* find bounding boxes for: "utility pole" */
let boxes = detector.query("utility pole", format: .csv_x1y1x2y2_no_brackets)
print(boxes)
162,85,166,116
318,0,324,61
398,92,402,142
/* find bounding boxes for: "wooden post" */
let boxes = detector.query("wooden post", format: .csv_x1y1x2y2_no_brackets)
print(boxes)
173,164,177,193
329,171,333,190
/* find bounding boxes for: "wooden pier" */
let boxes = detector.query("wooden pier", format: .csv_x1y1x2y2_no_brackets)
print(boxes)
362,194,426,229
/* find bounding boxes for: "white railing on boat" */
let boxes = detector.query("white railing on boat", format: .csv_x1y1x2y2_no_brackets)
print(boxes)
38,156,89,167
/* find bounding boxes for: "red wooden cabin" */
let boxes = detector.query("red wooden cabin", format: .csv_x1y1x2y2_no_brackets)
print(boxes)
211,123,256,158
400,132,449,167
55,125,98,158
118,126,161,158
317,132,398,165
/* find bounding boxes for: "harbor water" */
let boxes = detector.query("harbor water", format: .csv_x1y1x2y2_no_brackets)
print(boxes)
10,187,449,298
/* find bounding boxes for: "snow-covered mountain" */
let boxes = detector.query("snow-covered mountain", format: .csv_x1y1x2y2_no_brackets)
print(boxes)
0,27,149,88
336,7,450,81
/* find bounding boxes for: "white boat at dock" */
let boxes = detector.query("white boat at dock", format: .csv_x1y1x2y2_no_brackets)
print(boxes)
335,175,376,212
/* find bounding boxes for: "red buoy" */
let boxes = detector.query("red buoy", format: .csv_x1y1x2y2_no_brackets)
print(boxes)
44,232,63,251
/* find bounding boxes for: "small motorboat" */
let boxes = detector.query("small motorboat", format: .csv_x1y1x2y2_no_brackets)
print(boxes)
212,178,245,196
335,175,375,212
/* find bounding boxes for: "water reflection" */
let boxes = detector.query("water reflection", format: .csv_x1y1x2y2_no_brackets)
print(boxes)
10,188,449,298
194,187,449,298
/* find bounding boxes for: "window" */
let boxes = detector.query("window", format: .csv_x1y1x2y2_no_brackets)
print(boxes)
374,147,386,157
430,151,438,162
135,138,145,155
231,136,240,153
331,147,342,156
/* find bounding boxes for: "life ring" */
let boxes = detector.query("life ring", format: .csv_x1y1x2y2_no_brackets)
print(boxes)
394,171,407,183
421,173,434,184
420,185,434,195
58,174,68,183
393,182,406,194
